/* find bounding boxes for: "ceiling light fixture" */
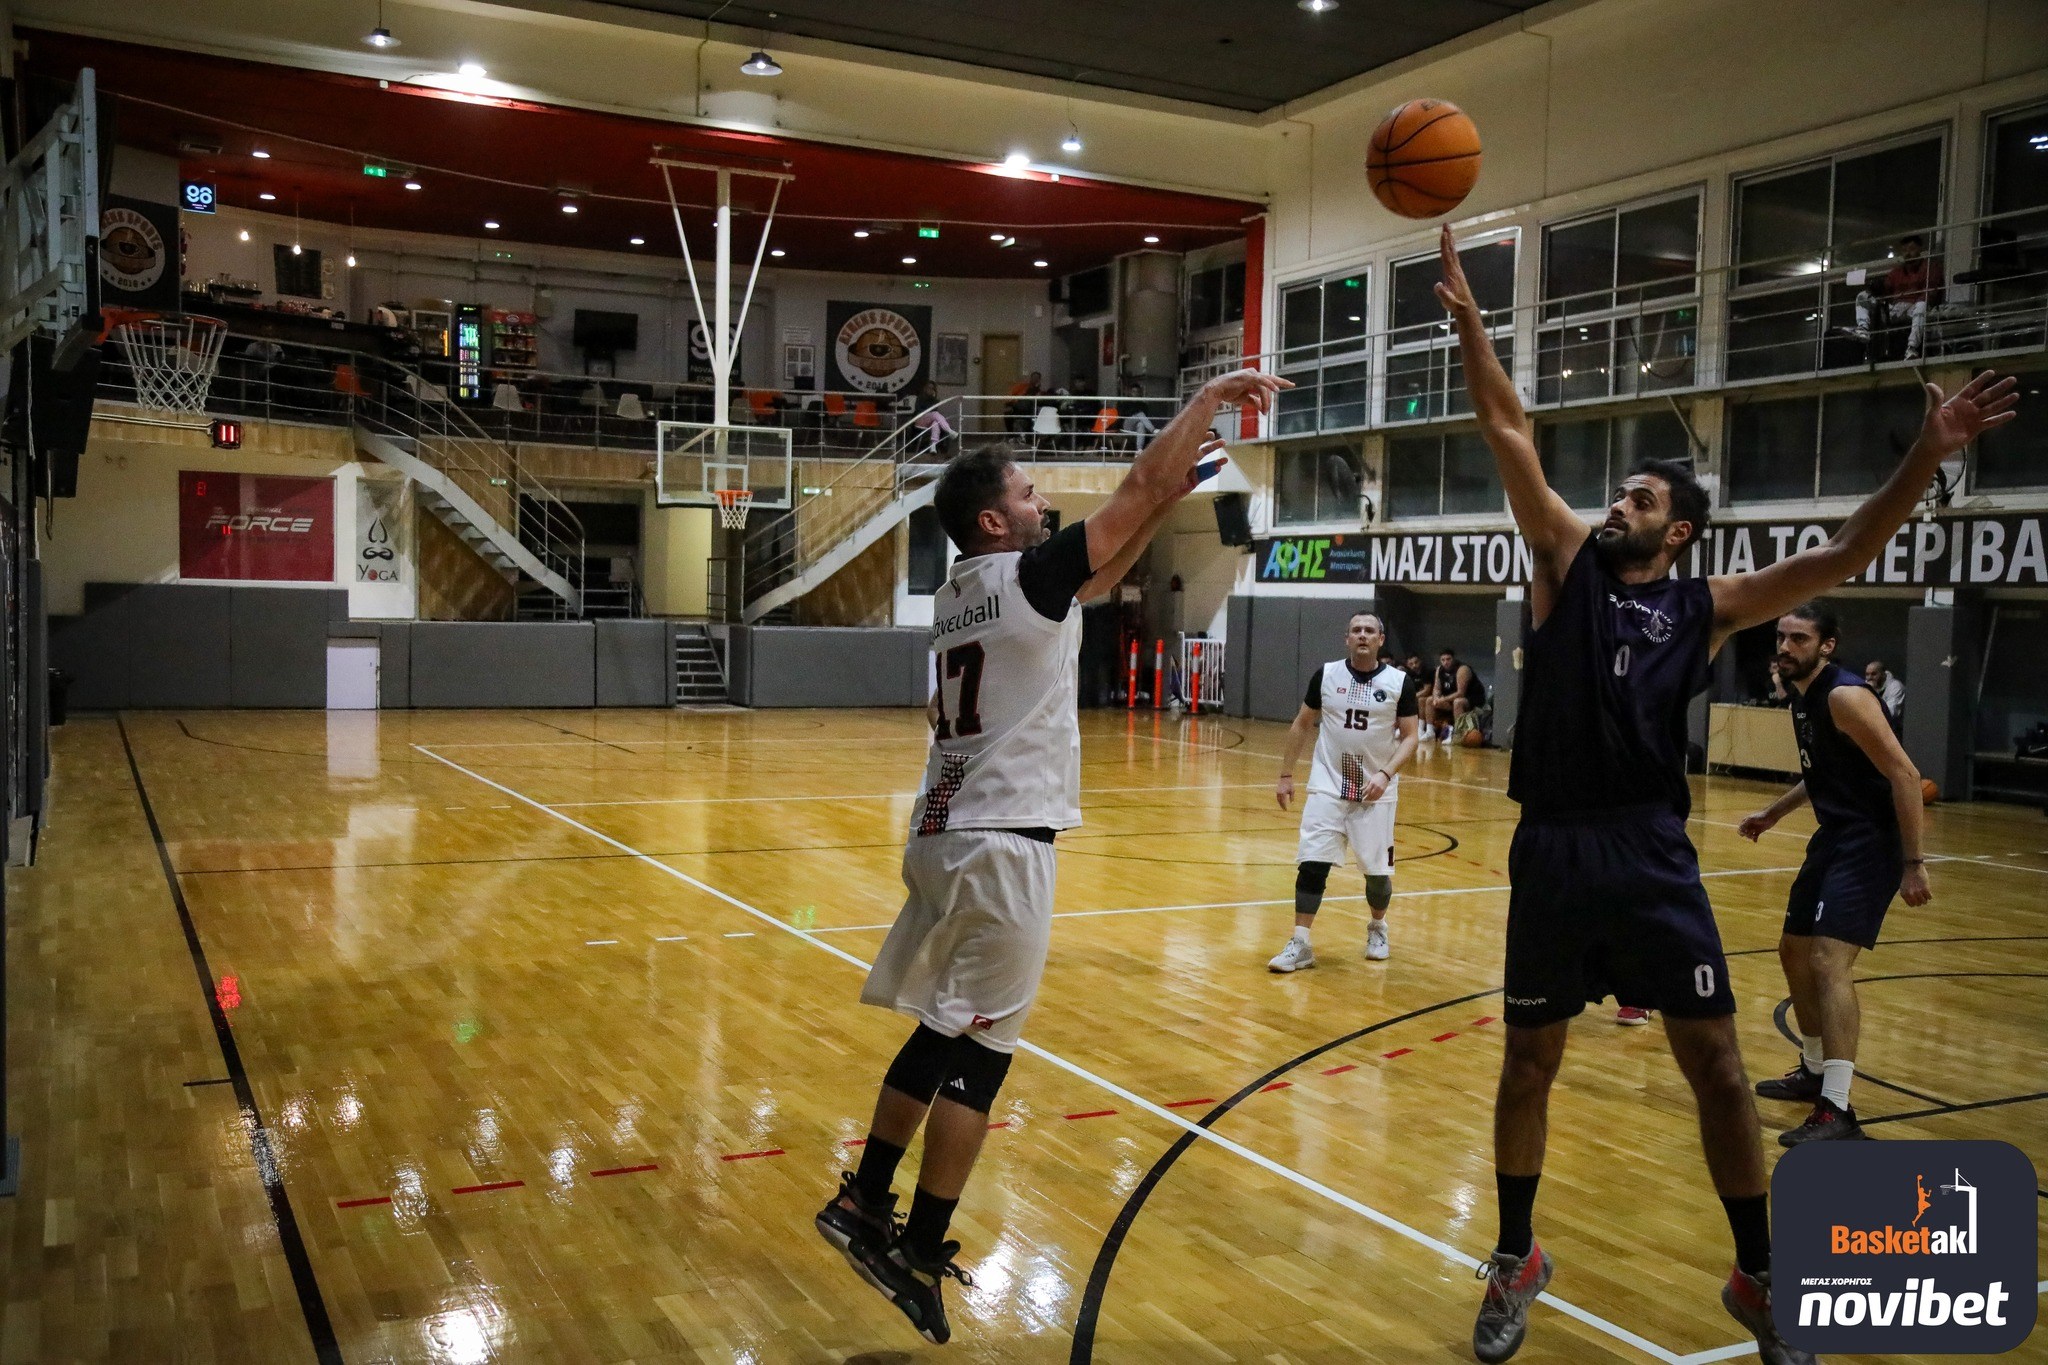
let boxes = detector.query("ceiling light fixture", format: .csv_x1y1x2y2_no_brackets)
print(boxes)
1298,0,1338,11
630,236,645,246
990,232,1006,241
770,248,785,257
363,0,399,48
740,50,782,77
1003,151,1030,168
853,229,870,238
483,220,500,230
902,256,917,265
259,192,276,201
1033,259,1049,268
1061,130,1082,154
457,60,487,78
291,243,303,256
404,180,422,191
1143,234,1160,244
561,203,578,214
251,149,271,159
239,229,250,242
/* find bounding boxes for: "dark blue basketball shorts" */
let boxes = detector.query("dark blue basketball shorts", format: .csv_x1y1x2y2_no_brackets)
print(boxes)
1783,824,1900,951
1503,808,1736,1027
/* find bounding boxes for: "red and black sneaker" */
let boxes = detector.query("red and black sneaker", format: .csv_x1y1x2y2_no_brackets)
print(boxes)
1778,1095,1867,1146
1755,1061,1824,1103
1472,1241,1553,1362
815,1171,900,1293
1722,1266,1818,1365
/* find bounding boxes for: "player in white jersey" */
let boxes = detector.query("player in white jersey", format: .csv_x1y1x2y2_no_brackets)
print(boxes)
816,368,1288,1346
1269,611,1421,972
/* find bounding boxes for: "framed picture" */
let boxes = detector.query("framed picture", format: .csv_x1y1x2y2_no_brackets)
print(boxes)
933,332,969,387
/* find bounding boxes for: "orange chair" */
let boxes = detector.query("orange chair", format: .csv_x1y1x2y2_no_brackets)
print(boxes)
1093,404,1129,453
332,363,370,398
852,399,882,431
747,389,777,421
821,393,849,420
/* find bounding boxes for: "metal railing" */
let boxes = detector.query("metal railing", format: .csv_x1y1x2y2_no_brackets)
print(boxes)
96,328,586,614
1199,205,2048,442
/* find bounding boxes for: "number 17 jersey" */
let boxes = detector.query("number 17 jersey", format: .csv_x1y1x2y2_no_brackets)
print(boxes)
1306,661,1419,801
915,522,1093,836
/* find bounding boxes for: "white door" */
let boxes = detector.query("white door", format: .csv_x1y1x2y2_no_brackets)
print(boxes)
326,641,380,710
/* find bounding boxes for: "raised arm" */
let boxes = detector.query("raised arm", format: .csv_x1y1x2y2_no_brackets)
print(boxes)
1830,686,1931,907
1075,447,1223,604
1434,225,1588,598
1708,371,2017,651
1085,370,1287,574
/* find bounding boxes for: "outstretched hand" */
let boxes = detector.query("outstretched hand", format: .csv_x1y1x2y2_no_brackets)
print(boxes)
1432,223,1478,317
1921,370,2019,456
1203,368,1292,414
1171,441,1227,501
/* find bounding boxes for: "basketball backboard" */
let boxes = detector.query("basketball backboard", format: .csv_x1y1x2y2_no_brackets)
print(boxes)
0,70,99,364
656,420,794,509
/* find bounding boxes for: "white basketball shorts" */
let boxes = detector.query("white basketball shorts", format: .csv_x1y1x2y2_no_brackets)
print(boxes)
1296,790,1398,877
859,828,1056,1054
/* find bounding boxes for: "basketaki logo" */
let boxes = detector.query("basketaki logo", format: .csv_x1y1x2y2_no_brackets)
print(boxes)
1773,1140,2036,1353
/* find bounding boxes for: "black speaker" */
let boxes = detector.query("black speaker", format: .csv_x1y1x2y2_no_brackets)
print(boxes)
1214,492,1251,547
6,333,101,499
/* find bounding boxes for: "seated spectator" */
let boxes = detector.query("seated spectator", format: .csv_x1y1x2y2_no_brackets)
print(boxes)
1427,649,1487,742
1005,371,1043,434
1120,384,1158,448
1863,659,1905,731
910,380,955,455
1854,234,1944,360
1766,659,1793,707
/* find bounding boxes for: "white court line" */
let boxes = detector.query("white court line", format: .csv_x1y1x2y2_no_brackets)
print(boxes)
548,781,1276,809
585,939,618,946
412,741,1694,1365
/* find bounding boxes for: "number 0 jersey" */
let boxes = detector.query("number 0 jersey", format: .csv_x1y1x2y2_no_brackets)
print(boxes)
915,522,1093,835
1305,660,1419,801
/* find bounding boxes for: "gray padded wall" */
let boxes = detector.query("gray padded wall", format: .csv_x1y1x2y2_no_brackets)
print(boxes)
1224,596,1252,717
723,626,752,705
1247,596,1302,721
1904,603,1980,801
409,622,596,708
1492,597,1527,748
378,624,412,708
52,584,233,708
596,620,674,707
230,587,337,707
1295,599,1368,691
741,627,926,707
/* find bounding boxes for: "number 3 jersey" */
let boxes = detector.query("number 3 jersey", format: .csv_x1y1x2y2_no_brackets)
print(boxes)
1306,660,1419,802
915,521,1094,836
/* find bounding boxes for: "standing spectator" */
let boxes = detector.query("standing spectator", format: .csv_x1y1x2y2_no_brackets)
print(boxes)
1863,660,1905,732
1853,235,1944,361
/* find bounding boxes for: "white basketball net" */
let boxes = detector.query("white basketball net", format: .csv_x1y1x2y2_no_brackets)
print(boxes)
112,315,228,414
715,488,754,529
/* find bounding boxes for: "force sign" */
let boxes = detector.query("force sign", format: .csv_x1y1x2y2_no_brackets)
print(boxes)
179,471,334,582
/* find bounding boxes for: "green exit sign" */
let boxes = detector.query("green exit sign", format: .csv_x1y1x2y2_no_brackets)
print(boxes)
362,164,388,178
917,225,939,239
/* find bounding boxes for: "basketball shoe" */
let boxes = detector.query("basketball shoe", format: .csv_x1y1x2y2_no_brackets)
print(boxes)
1723,1266,1818,1365
1754,1062,1823,1103
1268,936,1316,973
860,1236,974,1345
1615,1006,1651,1026
815,1172,899,1293
1472,1242,1552,1362
1365,919,1390,961
1779,1096,1866,1145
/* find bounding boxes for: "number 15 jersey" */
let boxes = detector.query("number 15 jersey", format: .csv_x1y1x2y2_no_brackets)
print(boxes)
1306,661,1419,802
916,521,1095,836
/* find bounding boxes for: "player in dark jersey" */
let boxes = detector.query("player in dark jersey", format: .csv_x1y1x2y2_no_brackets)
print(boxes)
1738,603,1930,1146
1436,223,2016,1365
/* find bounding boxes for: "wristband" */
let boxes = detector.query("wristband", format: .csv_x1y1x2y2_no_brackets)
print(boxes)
1378,769,1393,783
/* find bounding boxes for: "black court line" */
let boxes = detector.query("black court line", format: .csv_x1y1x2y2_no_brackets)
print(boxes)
117,716,344,1365
181,1077,231,1087
1068,985,1498,1364
520,714,639,755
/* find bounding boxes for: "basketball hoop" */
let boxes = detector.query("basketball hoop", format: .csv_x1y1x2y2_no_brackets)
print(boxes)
714,488,754,529
106,309,228,414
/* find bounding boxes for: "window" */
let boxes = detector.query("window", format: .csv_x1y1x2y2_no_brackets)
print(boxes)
1537,409,1696,509
1275,272,1370,436
1726,386,1926,503
1274,438,1364,525
1185,260,1247,333
1385,237,1514,423
1727,135,1945,381
273,245,324,299
1537,194,1701,405
1385,430,1503,520
1972,375,2048,490
1973,103,2048,356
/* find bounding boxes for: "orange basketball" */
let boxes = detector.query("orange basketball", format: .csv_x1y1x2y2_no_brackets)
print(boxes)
1460,727,1485,748
1920,778,1939,805
1366,99,1482,220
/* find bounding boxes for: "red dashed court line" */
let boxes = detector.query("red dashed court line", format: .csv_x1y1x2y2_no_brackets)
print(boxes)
1165,1097,1216,1108
1382,1047,1413,1059
987,1119,1016,1131
1259,1080,1293,1092
1472,1016,1497,1027
1321,1064,1358,1075
451,1180,524,1195
335,1196,390,1209
1431,1032,1460,1043
721,1148,785,1162
841,1137,868,1148
590,1164,659,1178
1064,1109,1117,1120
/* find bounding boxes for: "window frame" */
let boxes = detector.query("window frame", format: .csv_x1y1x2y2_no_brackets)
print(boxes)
1382,425,1508,524
1272,267,1373,438
1271,435,1368,528
1382,229,1518,428
1534,188,1704,409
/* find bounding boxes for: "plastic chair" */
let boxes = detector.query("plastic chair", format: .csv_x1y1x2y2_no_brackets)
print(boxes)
615,391,647,420
852,399,882,430
492,382,525,411
747,389,778,421
332,363,370,398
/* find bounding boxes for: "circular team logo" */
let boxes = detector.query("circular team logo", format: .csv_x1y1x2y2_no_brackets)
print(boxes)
835,308,922,394
100,207,166,293
1373,689,1387,702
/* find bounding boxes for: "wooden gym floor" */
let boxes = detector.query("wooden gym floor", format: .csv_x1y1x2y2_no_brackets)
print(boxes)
1,707,2042,1364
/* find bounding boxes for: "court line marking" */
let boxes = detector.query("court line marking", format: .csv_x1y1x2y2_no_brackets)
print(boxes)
546,780,1276,808
412,742,1698,1365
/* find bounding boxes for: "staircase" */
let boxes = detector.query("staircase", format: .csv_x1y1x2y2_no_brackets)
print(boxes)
674,626,728,704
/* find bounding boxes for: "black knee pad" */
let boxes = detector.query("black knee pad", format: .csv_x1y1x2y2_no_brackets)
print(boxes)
1366,874,1393,911
1295,861,1332,895
935,1034,1013,1115
882,1023,953,1105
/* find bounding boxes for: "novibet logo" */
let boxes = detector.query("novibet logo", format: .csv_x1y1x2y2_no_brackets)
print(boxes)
1774,1140,2037,1353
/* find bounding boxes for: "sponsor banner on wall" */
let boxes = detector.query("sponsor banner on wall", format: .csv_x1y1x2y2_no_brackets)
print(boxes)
179,471,334,582
825,300,930,396
1252,512,2048,590
99,195,181,309
355,477,407,585
685,321,745,385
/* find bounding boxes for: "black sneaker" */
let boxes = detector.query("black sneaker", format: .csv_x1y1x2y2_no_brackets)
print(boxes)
815,1172,899,1292
1754,1062,1823,1103
1779,1096,1867,1146
861,1236,974,1345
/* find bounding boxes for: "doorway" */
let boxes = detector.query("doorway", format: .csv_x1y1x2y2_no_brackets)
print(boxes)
981,333,1021,429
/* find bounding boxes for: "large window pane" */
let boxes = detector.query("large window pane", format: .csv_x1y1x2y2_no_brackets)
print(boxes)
1727,397,1819,502
1281,282,1322,363
1393,239,1512,336
1979,104,2048,354
1617,196,1700,303
1274,377,1321,436
1615,307,1697,394
1222,261,1247,324
1537,321,1612,405
1543,217,1614,318
1441,431,1503,515
1973,375,2048,489
1727,286,1821,381
1386,434,1441,519
1384,348,1441,423
1445,338,1512,418
1540,419,1610,509
1461,240,1517,312
1736,164,1830,285
1322,274,1369,352
1320,359,1370,431
1818,386,1928,496
1391,257,1443,334
1831,138,1943,263
1614,409,1694,469
1315,441,1364,521
1274,443,1324,522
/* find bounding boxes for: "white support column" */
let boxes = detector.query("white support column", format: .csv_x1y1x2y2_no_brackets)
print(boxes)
713,167,733,429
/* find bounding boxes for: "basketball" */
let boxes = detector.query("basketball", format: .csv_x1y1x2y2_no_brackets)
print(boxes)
1460,727,1485,748
1367,99,1483,219
1921,777,1939,804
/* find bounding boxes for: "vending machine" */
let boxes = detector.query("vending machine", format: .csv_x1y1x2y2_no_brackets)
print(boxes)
455,304,486,399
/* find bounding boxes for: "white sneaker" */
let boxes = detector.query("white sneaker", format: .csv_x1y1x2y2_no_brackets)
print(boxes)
1365,920,1390,961
1268,937,1316,973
